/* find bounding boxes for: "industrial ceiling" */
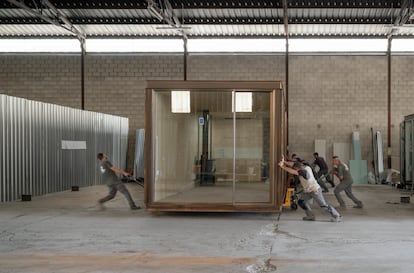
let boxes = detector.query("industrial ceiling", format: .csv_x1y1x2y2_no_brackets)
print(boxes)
0,0,413,39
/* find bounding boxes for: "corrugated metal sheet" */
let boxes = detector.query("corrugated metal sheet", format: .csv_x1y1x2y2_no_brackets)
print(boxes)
288,24,391,36
288,8,399,21
0,95,128,202
187,24,285,36
63,7,151,19
0,22,412,38
0,24,73,37
0,2,412,37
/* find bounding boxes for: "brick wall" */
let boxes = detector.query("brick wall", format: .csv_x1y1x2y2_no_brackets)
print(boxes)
289,55,388,165
0,55,81,108
1,53,413,170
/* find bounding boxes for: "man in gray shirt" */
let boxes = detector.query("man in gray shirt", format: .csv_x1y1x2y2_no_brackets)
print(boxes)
331,156,363,209
97,153,140,210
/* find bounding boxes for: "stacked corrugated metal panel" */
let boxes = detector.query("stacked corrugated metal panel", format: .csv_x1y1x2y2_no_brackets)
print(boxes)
133,129,145,179
0,95,128,202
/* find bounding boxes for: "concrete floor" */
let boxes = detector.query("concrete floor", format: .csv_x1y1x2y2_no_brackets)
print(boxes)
0,183,413,273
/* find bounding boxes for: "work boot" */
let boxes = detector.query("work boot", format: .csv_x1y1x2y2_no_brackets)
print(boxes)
302,215,315,221
337,204,347,210
331,215,343,222
353,202,363,209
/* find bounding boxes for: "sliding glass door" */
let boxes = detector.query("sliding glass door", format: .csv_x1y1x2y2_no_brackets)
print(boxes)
148,83,279,209
233,91,271,203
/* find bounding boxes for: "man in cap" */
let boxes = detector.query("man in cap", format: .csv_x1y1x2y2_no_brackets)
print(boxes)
297,156,330,192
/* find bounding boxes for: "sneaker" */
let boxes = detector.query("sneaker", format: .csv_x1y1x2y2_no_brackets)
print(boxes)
353,203,363,209
331,216,343,222
302,215,315,221
130,205,141,210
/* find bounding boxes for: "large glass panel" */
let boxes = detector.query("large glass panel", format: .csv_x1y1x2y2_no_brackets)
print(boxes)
233,91,271,203
152,90,196,203
152,89,234,203
151,89,272,205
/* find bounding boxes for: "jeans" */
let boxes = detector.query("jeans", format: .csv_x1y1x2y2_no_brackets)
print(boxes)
301,188,340,218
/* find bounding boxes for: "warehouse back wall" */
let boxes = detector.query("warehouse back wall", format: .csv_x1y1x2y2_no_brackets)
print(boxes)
1,54,413,171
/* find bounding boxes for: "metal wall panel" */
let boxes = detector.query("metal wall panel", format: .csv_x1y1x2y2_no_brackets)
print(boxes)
0,95,128,202
134,129,145,179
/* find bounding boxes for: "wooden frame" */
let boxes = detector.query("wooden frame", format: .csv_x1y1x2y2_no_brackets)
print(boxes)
144,81,286,212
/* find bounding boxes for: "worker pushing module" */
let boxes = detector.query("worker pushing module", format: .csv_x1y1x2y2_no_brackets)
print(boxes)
279,155,342,222
331,156,364,209
313,152,335,188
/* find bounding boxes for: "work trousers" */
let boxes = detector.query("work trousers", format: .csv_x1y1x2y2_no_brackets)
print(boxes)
318,169,335,187
99,182,136,208
301,188,340,218
333,180,362,207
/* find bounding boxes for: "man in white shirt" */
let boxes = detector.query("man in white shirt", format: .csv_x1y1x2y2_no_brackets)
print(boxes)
279,157,342,222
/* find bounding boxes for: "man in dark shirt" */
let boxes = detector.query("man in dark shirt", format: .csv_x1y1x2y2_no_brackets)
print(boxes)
97,153,140,210
313,152,335,188
331,156,363,209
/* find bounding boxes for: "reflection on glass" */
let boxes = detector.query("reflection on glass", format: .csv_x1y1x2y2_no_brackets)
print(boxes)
233,92,271,203
152,89,272,204
232,92,252,112
171,90,190,113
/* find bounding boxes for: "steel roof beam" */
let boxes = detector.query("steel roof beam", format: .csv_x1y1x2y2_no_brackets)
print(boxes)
170,1,401,9
387,0,413,38
5,0,85,40
0,0,148,9
147,0,188,39
394,0,413,25
0,1,402,9
42,0,85,39
0,16,394,25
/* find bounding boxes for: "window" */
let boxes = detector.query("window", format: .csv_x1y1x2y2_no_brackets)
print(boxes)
0,39,80,52
187,39,285,52
289,38,388,52
86,39,183,53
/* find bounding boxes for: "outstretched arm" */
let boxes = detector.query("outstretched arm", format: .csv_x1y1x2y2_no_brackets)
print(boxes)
278,160,299,176
110,166,131,177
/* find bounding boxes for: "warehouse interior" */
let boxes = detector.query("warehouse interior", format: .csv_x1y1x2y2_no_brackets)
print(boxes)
1,1,414,272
